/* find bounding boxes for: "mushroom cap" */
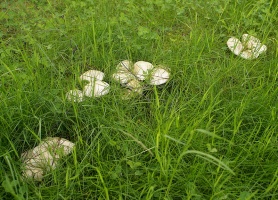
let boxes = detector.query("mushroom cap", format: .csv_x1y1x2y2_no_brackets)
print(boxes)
239,50,254,60
21,137,75,181
253,44,267,55
126,79,143,94
227,37,243,55
133,61,154,80
112,71,134,84
23,166,44,181
117,60,133,72
242,34,261,49
80,70,104,82
149,68,170,85
113,60,135,84
66,89,84,102
83,80,110,97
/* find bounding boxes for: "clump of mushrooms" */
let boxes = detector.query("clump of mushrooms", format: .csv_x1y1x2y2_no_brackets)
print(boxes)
227,34,267,59
112,60,170,99
21,137,74,181
66,69,110,102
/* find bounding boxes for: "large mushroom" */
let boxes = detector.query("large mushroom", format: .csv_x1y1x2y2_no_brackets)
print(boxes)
21,137,74,181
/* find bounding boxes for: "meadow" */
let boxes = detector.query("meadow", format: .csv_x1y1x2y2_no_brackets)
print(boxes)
0,0,277,199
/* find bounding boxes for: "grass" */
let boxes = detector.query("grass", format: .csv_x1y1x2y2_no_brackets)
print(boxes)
0,0,277,199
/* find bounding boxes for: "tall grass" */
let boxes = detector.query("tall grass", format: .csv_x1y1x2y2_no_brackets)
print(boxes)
0,0,277,199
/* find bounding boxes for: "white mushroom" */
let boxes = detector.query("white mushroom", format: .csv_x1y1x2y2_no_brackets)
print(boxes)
227,34,267,59
126,79,143,94
239,50,254,60
112,60,135,84
112,72,134,84
242,34,261,49
133,61,154,80
66,89,84,102
21,137,75,181
227,37,244,55
83,80,110,97
79,70,104,82
149,68,170,85
117,60,133,72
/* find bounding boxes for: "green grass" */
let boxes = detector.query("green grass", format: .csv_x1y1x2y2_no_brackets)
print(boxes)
0,0,277,199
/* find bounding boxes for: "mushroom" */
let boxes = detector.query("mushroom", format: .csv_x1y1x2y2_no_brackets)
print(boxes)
112,72,134,84
83,80,110,97
227,34,267,59
133,61,154,80
227,37,244,56
242,34,261,49
66,89,84,102
112,60,135,84
79,70,104,82
149,67,170,85
116,60,133,72
241,34,267,57
126,79,143,94
21,137,74,181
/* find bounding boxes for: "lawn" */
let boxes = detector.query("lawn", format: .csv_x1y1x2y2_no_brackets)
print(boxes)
0,0,277,199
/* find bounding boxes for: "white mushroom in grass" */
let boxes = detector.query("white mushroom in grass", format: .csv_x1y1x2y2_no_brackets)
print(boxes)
149,67,170,86
66,89,84,102
116,60,133,72
227,34,267,59
112,60,170,99
83,80,110,97
21,137,74,181
79,70,104,82
112,60,135,84
227,37,244,56
126,79,143,94
133,61,154,80
112,72,134,84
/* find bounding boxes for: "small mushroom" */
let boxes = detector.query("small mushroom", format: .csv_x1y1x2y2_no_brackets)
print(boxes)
21,137,74,181
149,68,170,85
66,89,84,102
126,79,143,94
117,60,133,72
239,50,254,60
133,61,154,80
112,72,134,84
83,80,110,97
227,37,243,56
241,34,261,49
80,70,104,82
112,60,135,84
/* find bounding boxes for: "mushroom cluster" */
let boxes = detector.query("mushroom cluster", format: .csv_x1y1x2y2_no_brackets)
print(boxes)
66,70,110,102
112,60,170,99
21,137,74,181
227,34,267,59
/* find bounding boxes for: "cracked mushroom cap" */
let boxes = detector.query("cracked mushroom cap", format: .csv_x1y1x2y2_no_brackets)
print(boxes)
227,37,244,56
126,79,143,94
21,137,74,181
149,68,170,85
